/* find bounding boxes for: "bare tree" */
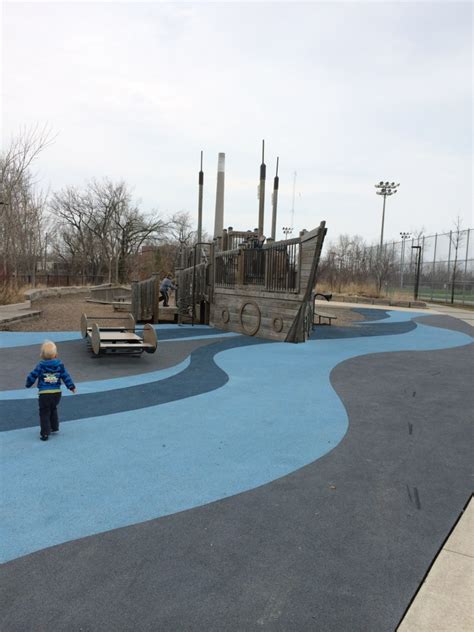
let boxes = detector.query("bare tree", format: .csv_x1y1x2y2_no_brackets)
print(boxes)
0,126,54,289
50,179,167,283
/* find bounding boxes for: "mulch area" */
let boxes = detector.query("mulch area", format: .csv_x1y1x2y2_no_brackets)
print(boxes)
0,296,117,332
316,307,364,327
0,295,364,332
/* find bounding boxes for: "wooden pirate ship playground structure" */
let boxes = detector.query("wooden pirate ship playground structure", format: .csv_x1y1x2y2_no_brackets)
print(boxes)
174,143,328,343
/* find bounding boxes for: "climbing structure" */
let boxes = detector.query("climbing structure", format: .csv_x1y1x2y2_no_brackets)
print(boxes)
175,146,327,342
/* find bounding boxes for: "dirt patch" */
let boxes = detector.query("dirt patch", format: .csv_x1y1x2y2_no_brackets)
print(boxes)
0,296,117,332
1,295,364,332
313,307,365,328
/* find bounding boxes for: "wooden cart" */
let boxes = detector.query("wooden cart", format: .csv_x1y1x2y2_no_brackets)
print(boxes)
80,313,158,356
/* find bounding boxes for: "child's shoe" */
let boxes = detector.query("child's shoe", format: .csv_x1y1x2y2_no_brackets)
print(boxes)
40,434,49,441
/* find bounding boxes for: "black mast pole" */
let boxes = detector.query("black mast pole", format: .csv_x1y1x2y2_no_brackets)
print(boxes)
258,140,266,238
197,151,204,261
271,156,279,240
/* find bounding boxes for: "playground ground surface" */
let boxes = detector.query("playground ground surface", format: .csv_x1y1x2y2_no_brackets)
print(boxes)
0,301,473,631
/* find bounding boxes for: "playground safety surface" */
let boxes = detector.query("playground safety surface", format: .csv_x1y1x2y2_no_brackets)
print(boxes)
1,311,473,631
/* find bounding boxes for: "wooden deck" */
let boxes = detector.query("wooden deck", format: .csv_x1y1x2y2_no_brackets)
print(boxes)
159,306,178,322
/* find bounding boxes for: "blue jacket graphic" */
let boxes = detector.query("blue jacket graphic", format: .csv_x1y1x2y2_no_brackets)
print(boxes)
26,359,75,394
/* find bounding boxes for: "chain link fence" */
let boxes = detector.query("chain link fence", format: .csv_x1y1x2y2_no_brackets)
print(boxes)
381,229,473,305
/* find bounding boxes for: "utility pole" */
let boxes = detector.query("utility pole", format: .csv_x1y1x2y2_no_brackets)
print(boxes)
412,245,422,300
399,231,411,289
375,181,400,251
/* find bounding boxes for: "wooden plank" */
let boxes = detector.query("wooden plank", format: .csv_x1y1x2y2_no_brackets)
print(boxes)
215,287,300,300
131,281,139,321
113,302,132,311
213,299,300,315
100,343,153,350
97,332,142,342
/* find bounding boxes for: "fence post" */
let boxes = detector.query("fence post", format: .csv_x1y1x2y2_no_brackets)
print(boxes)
462,229,470,305
446,231,452,303
431,234,438,301
420,236,425,299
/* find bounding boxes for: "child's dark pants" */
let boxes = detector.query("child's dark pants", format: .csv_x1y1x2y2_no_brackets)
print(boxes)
39,393,62,436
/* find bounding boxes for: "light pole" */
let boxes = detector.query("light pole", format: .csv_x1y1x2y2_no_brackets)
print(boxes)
375,181,400,251
399,231,411,289
412,245,422,300
282,226,293,240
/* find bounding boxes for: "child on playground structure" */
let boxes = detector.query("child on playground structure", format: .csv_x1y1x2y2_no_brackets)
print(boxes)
25,340,76,441
159,274,177,307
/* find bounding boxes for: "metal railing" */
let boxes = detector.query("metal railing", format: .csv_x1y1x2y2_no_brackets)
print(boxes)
215,249,240,288
264,239,300,292
214,239,301,293
225,230,258,251
243,249,265,285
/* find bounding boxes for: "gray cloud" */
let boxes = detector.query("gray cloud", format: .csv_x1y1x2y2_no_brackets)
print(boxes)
3,1,472,241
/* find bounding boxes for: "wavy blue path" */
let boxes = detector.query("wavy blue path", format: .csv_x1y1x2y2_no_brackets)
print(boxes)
0,357,191,400
1,314,472,562
0,324,234,349
0,332,241,402
0,336,257,430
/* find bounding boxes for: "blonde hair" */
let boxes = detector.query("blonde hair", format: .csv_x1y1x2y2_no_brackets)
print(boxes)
41,340,57,360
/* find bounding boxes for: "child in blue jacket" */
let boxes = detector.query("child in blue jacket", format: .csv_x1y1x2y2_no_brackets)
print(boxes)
26,340,76,441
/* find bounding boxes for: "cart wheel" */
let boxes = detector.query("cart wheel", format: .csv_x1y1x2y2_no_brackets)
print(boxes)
143,323,158,353
91,323,101,355
126,313,136,333
80,313,88,338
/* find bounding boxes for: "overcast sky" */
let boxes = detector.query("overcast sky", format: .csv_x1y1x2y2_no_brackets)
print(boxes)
2,1,472,245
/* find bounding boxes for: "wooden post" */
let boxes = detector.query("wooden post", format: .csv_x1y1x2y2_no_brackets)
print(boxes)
131,280,140,322
152,274,160,323
264,246,272,290
237,250,245,285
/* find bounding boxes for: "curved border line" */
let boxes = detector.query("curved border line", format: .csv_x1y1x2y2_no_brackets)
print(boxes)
0,335,267,431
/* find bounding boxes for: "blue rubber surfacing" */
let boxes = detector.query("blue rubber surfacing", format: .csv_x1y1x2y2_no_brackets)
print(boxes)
1,312,472,563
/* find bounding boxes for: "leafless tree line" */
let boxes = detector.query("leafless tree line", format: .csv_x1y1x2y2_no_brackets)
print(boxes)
318,219,470,301
317,234,399,295
0,126,52,286
0,129,202,297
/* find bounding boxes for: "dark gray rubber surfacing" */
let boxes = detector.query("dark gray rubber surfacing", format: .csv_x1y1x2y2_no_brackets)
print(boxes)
0,336,231,390
1,341,473,632
414,314,474,337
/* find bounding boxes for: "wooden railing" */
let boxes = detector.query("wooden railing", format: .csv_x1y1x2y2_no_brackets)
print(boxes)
176,262,207,317
131,274,160,322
